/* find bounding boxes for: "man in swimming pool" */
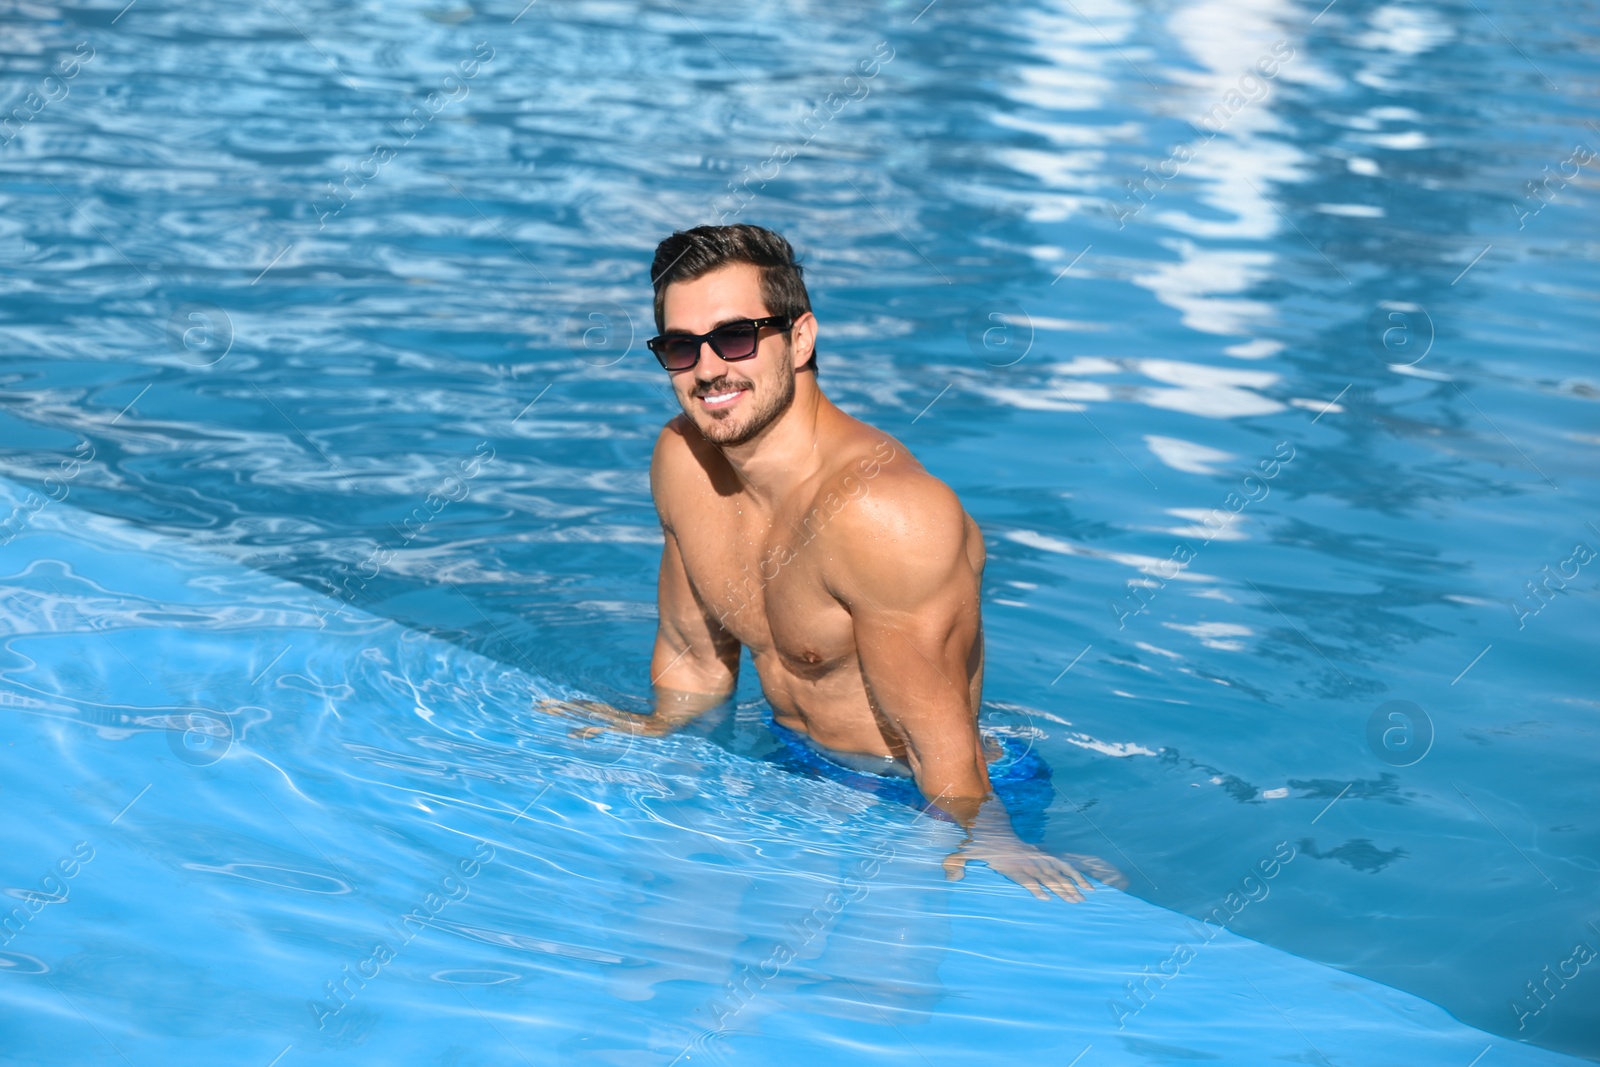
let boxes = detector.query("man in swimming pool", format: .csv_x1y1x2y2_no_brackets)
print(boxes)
545,224,1112,903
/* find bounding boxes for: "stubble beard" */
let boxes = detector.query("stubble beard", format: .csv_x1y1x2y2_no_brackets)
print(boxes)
689,348,796,448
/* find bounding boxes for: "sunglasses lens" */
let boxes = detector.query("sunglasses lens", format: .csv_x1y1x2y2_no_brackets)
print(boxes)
658,337,701,369
709,322,760,361
652,320,777,370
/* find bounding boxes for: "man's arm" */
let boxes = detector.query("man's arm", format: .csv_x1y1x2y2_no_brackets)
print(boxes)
829,475,1095,903
540,425,739,737
640,522,741,729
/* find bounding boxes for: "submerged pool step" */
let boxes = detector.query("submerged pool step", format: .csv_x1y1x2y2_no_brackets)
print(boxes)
0,477,1582,1066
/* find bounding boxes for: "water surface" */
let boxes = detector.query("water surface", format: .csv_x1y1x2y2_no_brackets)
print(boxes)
1,0,1598,1061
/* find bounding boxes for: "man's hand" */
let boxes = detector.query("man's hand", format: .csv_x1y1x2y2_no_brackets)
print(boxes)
535,698,666,738
943,830,1096,903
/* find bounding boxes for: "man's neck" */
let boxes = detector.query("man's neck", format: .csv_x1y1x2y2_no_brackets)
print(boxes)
717,374,831,509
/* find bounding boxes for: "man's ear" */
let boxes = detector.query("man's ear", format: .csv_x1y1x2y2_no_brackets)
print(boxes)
791,311,818,370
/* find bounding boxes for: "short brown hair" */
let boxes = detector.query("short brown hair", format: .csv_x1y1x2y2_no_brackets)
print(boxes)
651,224,816,371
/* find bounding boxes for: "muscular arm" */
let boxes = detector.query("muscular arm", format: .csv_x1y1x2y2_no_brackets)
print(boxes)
830,476,1094,902
643,523,740,727
541,424,739,737
829,477,990,811
646,424,741,723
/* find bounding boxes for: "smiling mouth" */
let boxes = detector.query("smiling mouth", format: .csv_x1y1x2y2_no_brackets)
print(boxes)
697,386,748,409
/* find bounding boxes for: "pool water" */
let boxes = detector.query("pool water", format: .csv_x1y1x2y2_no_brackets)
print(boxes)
2,0,1598,1063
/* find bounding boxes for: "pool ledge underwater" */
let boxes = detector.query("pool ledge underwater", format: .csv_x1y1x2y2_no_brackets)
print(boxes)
0,476,1584,1066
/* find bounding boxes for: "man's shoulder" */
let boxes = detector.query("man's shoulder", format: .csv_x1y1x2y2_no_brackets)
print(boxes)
651,415,724,478
810,433,977,604
650,416,723,519
652,414,697,457
810,428,967,548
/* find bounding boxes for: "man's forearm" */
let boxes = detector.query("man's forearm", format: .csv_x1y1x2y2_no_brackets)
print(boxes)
645,684,734,733
540,685,731,738
925,786,1020,836
901,727,1002,828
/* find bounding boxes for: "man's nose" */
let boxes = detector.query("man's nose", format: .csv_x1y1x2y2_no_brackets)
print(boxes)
691,339,729,374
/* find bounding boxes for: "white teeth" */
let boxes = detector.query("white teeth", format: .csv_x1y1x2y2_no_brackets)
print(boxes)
704,391,741,403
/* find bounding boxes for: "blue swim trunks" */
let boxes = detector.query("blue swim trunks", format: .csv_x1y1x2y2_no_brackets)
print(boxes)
761,714,1054,840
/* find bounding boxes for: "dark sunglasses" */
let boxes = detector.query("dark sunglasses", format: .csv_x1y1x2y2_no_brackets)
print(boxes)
646,316,792,371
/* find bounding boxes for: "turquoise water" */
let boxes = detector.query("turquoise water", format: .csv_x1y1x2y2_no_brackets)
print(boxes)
1,0,1597,1063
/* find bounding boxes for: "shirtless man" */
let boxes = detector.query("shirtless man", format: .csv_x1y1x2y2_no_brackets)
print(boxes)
548,224,1103,903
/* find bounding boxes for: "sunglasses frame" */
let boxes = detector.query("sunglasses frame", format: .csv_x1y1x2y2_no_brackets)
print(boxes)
646,316,793,371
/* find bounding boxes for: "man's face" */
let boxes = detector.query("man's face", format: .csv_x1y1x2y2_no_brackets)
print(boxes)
659,262,799,448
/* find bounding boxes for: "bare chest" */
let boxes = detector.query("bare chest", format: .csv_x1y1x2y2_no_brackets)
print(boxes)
673,501,857,674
